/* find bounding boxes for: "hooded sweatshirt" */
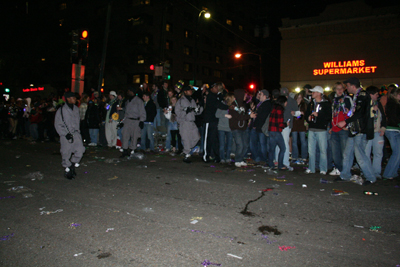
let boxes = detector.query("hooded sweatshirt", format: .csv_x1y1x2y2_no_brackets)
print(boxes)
229,89,250,131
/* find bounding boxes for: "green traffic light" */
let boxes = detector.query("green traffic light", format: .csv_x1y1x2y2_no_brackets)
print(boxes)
5,88,10,93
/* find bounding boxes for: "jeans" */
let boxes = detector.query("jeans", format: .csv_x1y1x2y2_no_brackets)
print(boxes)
340,134,376,182
232,130,246,163
218,130,232,161
275,127,291,167
308,130,328,173
383,131,400,179
250,129,268,162
154,108,162,128
141,123,155,150
330,130,348,172
269,131,285,169
365,131,384,178
292,131,307,159
89,128,99,144
30,124,38,140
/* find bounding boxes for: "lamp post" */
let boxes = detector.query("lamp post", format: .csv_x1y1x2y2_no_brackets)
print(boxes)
235,52,263,90
193,10,211,86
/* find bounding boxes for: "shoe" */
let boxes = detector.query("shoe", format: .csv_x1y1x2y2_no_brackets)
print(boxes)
304,169,314,174
183,154,191,164
120,149,130,158
287,166,294,171
64,167,74,180
240,161,247,167
320,171,327,175
363,180,375,186
235,162,242,167
70,165,76,178
74,163,80,168
329,168,341,176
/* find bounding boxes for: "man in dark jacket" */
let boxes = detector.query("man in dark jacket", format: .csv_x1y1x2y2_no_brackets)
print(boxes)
141,92,157,152
249,89,272,163
335,77,375,185
203,82,228,162
304,86,332,175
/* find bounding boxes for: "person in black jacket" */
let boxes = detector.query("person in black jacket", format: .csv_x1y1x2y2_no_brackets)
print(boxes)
202,82,228,162
141,92,157,152
304,86,332,175
335,77,376,185
85,99,101,146
249,89,272,164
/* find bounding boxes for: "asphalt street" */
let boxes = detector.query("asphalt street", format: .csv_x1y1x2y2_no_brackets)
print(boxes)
1,139,399,267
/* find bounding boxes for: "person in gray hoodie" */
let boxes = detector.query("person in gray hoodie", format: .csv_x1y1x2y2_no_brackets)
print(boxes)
215,94,233,163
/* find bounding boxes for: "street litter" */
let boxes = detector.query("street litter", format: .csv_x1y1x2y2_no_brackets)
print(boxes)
354,225,364,228
39,207,46,210
320,189,325,191
369,226,382,232
265,184,280,188
22,193,34,198
97,252,111,259
191,217,203,221
190,229,234,241
286,183,293,185
302,184,307,188
108,176,118,180
258,225,281,235
16,155,21,159
261,234,276,244
262,188,273,192
277,175,285,179
195,178,210,183
106,228,114,232
320,178,332,184
129,153,144,160
227,253,242,259
40,209,63,215
210,165,215,168
26,165,31,167
104,158,120,164
69,223,81,229
7,186,32,193
331,189,349,196
201,260,221,266
190,220,198,224
74,253,83,257
350,175,363,185
0,233,14,241
86,161,96,164
136,165,147,168
3,181,16,183
364,191,378,196
0,196,15,200
215,170,222,172
142,207,154,213
24,171,44,181
279,246,296,251
269,178,287,182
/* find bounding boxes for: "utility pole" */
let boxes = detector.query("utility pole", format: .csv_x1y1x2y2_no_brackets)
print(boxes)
97,1,112,94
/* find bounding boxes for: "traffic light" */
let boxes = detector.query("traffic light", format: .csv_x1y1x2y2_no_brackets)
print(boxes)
70,30,79,62
249,83,255,90
79,29,89,63
5,88,10,93
149,65,155,71
101,88,104,93
163,62,170,80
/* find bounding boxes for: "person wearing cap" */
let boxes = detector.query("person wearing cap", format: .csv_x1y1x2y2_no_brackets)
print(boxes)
248,89,272,165
105,91,119,148
304,86,332,175
175,86,203,163
120,87,146,157
54,92,85,180
303,84,313,103
276,87,299,171
335,77,376,185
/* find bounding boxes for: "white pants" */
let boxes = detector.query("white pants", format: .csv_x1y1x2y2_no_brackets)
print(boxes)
105,120,118,147
275,126,291,167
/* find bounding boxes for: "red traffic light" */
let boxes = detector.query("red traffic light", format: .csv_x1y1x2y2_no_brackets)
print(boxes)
150,65,154,71
101,88,104,93
81,30,88,39
249,83,255,90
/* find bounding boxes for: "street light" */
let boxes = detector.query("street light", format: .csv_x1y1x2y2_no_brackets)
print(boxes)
193,10,211,86
234,52,263,90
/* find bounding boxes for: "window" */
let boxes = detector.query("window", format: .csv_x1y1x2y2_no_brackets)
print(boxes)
238,25,243,31
166,23,171,32
144,74,149,84
59,19,64,27
184,63,192,72
144,36,149,44
133,75,140,84
215,56,221,64
226,19,232,26
214,70,221,78
165,41,173,50
184,29,193,39
183,46,192,56
138,55,144,64
132,0,150,6
59,3,67,10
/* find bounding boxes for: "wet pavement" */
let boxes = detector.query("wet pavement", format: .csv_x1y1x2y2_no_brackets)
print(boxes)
1,139,399,266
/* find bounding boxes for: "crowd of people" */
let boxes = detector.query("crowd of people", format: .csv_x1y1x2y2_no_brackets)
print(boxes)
2,77,399,184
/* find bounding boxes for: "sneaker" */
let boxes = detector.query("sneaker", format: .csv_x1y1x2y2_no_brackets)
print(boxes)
287,166,294,172
304,169,314,174
363,180,375,186
64,167,74,180
320,171,326,175
183,155,192,164
235,162,242,167
240,161,248,167
349,174,361,181
74,163,80,168
329,168,341,176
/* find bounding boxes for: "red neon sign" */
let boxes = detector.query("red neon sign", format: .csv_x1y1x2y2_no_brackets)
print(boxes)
22,87,44,92
313,60,377,76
